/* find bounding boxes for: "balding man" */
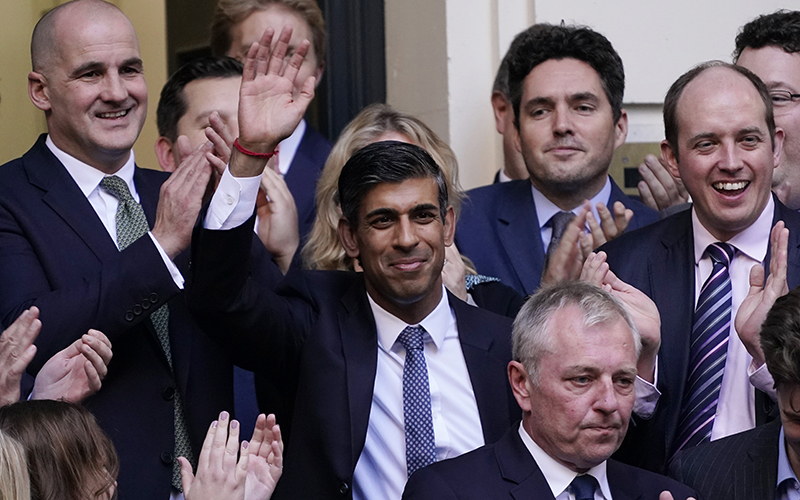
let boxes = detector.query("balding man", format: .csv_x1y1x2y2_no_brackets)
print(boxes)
0,1,231,498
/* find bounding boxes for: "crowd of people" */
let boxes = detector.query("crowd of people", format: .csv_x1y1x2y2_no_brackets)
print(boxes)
2,0,800,499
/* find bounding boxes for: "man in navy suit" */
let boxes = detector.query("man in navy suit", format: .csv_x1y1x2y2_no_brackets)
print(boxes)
211,0,331,242
188,35,518,496
0,1,232,498
457,24,658,297
602,61,800,473
669,285,800,500
402,281,696,500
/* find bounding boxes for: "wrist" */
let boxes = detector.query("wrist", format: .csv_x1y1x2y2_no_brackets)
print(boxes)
234,138,277,159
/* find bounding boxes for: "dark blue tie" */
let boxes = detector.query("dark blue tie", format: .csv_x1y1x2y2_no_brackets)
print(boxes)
674,242,735,454
398,325,436,476
570,474,598,500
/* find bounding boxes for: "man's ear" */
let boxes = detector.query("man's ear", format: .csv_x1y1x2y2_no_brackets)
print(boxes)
508,361,533,412
338,217,360,259
28,71,51,112
443,205,456,246
613,108,629,150
660,140,681,178
491,91,509,134
154,137,177,172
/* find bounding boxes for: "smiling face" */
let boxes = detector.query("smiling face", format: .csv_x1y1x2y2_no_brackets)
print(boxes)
30,5,147,173
228,4,323,96
515,58,627,208
514,305,637,472
339,177,455,324
662,66,783,241
737,46,800,209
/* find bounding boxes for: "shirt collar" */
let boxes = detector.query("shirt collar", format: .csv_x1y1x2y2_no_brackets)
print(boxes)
518,423,611,500
368,285,451,353
276,118,306,176
778,426,800,493
531,177,612,229
46,134,138,201
691,195,774,264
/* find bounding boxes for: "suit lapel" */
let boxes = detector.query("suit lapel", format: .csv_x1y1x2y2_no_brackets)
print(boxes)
492,430,556,500
338,277,380,469
496,181,545,295
606,460,642,500
650,211,695,453
770,197,800,289
739,420,781,500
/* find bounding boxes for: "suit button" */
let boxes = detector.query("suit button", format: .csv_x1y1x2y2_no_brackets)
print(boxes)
162,386,175,401
149,293,159,304
160,452,173,464
133,304,143,316
124,311,134,322
339,482,349,495
142,300,151,310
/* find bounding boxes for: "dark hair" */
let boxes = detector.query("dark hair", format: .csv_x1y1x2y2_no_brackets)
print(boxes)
338,141,448,227
156,56,243,141
663,61,775,161
210,0,326,65
507,23,625,128
0,400,118,500
734,10,800,61
761,287,800,388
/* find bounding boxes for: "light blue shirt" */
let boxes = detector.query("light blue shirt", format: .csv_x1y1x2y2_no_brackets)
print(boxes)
778,427,800,500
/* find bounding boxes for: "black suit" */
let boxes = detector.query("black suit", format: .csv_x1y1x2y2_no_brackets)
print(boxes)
668,420,780,500
0,136,232,499
402,426,697,500
600,198,800,472
188,218,520,500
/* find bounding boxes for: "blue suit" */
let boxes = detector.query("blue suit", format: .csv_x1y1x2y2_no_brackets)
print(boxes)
0,136,233,499
600,199,800,473
188,218,520,500
456,178,658,296
402,426,697,500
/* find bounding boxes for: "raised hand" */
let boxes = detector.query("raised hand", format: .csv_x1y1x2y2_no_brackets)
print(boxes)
245,413,283,500
233,25,316,177
180,411,249,500
32,328,113,402
586,200,632,248
540,204,592,286
637,154,688,211
0,307,40,407
735,221,789,367
256,167,299,274
442,244,468,301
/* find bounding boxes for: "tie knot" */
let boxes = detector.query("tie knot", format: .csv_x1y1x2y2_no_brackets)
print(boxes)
569,474,598,500
398,325,426,352
705,242,735,267
549,211,575,234
100,175,134,203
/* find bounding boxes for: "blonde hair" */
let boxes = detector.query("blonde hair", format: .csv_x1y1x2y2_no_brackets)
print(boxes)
302,103,464,270
0,430,30,500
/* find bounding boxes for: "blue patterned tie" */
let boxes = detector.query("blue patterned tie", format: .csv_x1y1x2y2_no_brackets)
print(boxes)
570,474,598,500
100,176,194,490
546,211,576,259
398,325,436,476
674,242,735,454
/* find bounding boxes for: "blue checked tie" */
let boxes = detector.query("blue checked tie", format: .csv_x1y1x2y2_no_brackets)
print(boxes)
674,242,735,455
570,474,598,500
546,211,576,259
398,325,436,476
100,176,194,490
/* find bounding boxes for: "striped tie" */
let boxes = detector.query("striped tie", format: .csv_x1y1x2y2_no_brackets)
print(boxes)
674,242,735,455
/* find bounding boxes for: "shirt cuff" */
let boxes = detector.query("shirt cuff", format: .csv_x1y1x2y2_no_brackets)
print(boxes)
205,166,261,230
148,233,185,289
749,360,777,402
633,357,660,419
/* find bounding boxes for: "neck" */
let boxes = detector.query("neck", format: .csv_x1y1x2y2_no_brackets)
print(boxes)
366,281,443,325
530,174,607,211
48,135,130,175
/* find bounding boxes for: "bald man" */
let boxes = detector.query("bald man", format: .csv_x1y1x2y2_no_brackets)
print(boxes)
0,1,232,498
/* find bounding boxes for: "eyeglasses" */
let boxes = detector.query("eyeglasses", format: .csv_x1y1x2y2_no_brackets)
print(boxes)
770,90,800,107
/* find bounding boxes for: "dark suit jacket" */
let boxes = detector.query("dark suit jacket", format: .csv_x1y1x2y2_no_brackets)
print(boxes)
456,178,658,296
601,198,800,472
285,123,331,242
669,419,781,500
402,426,697,500
0,136,233,500
189,218,520,500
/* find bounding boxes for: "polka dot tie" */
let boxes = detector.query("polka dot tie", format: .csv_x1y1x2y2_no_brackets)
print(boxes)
397,325,436,477
100,175,194,490
570,474,598,500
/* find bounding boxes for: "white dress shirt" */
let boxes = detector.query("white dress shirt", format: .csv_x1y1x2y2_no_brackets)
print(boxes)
352,287,484,500
691,199,776,440
778,426,800,500
45,136,183,288
518,423,612,500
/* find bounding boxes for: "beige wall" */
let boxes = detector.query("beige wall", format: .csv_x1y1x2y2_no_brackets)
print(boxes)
0,0,167,170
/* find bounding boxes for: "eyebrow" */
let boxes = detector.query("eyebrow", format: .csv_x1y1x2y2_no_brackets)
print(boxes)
363,203,439,220
70,57,143,78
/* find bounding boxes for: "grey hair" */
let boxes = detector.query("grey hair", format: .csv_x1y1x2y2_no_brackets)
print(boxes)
513,281,642,384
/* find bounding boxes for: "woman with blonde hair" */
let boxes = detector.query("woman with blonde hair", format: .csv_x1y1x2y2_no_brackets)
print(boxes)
0,430,29,500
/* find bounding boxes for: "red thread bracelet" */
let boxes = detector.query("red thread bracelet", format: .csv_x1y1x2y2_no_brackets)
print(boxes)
233,138,277,159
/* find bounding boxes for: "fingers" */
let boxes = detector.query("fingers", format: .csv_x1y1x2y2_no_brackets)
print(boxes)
580,252,609,286
768,221,789,294
282,39,311,87
637,179,658,212
1,307,42,375
250,413,267,456
178,456,195,493
223,418,241,471
266,26,293,76
210,411,230,468
85,329,113,366
206,111,234,163
236,439,250,482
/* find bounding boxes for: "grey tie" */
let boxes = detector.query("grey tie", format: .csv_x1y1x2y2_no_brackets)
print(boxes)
100,175,194,490
546,211,576,259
